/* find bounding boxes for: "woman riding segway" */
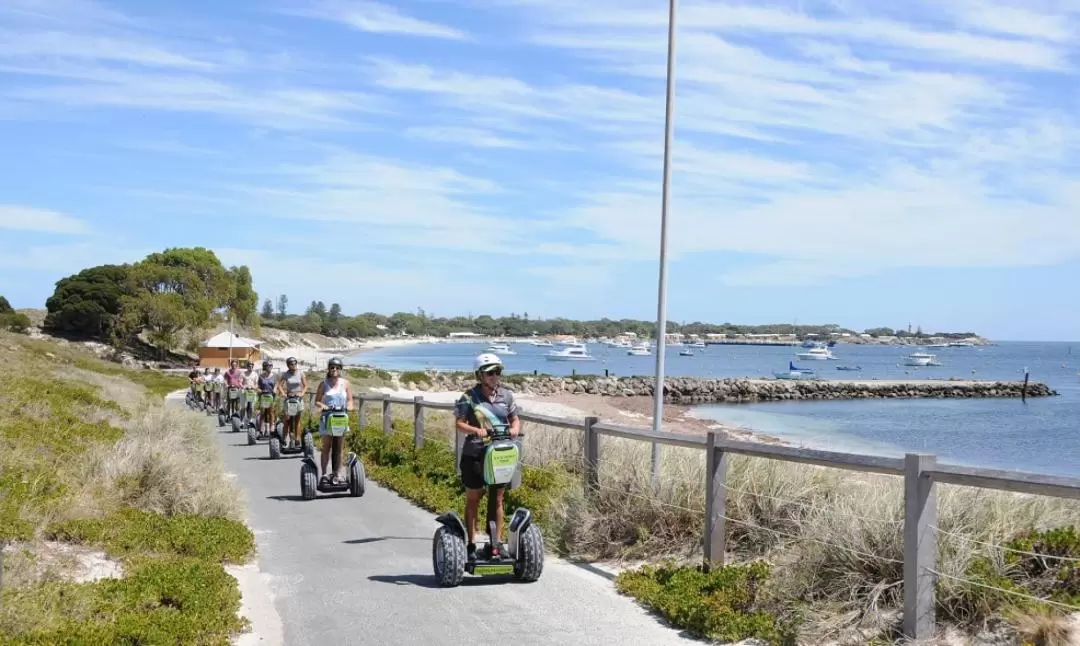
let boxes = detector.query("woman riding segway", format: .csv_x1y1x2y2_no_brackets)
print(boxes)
454,352,520,561
256,360,277,439
275,357,307,449
313,357,354,487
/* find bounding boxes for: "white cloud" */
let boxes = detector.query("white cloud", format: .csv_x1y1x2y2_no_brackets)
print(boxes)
282,1,467,40
0,204,91,235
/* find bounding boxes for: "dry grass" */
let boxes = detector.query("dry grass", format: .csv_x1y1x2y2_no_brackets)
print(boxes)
0,330,245,545
71,405,245,521
511,418,1080,643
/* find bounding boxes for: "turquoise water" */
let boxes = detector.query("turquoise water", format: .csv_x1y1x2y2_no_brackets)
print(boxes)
351,341,1079,477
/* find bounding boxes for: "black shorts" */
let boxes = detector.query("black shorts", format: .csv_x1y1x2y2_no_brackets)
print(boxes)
459,452,486,490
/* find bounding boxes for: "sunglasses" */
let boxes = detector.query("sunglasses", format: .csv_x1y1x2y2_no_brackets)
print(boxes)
482,367,503,376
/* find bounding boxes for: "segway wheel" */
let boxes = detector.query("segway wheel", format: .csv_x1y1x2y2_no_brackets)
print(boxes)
247,425,257,445
349,460,365,497
231,417,241,433
218,412,226,427
269,436,281,460
514,524,545,583
432,526,466,587
300,462,318,500
303,432,314,455
274,421,284,435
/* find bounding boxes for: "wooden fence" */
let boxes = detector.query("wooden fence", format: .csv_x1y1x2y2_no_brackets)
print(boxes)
353,392,1080,641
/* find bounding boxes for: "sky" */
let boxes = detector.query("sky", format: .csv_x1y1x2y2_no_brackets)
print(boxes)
1,0,1078,341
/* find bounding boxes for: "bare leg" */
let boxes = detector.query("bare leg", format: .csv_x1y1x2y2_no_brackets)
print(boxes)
320,434,332,476
465,488,484,547
332,436,344,479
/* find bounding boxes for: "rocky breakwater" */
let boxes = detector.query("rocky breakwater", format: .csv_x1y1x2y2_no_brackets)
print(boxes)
412,373,1057,404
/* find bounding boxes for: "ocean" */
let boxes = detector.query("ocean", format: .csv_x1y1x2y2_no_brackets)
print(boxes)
349,340,1079,478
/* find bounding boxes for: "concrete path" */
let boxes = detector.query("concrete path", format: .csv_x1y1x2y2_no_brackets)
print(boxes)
195,404,702,646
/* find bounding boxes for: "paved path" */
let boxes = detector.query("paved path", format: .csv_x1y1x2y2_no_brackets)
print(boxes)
196,404,702,646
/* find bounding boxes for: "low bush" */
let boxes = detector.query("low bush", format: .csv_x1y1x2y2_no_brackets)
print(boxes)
47,508,254,564
0,555,247,645
614,560,800,645
0,332,254,645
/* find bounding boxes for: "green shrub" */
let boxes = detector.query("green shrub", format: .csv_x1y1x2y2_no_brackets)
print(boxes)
46,508,255,564
399,370,430,385
0,377,126,542
953,525,1080,624
0,312,32,333
0,555,246,645
615,561,799,645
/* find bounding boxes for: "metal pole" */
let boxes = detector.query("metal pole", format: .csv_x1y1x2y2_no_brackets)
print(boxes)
650,0,678,491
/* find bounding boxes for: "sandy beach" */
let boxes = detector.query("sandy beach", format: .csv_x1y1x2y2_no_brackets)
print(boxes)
260,336,434,370
365,384,794,447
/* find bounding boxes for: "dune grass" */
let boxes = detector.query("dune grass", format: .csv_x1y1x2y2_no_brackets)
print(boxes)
350,393,1080,645
0,331,254,645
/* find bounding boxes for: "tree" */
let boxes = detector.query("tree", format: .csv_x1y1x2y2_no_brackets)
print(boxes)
226,265,258,326
261,299,274,319
44,264,131,339
276,294,288,319
0,296,11,314
328,303,342,322
118,247,237,357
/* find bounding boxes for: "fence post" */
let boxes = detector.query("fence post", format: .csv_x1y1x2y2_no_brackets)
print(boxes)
704,431,728,566
413,396,424,448
583,416,599,493
903,453,938,641
357,395,366,428
382,398,392,435
651,443,661,491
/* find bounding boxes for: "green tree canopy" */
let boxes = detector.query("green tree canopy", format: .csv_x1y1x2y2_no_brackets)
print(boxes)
44,264,132,339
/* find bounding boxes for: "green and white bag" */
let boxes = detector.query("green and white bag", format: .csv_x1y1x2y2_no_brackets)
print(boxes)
325,411,350,437
259,393,274,410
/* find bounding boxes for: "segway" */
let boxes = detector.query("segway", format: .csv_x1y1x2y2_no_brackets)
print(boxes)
268,395,314,460
432,423,542,587
299,408,365,500
248,392,274,445
234,389,256,434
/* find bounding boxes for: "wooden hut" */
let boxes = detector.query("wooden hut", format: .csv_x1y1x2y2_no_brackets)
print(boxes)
198,331,262,368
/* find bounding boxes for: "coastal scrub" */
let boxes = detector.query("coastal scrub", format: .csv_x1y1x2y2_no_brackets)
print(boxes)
0,332,254,645
353,392,1080,644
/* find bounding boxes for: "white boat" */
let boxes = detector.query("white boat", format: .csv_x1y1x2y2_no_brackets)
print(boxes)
796,347,836,361
529,339,553,347
679,348,694,357
545,345,595,361
627,341,651,356
687,341,706,348
904,352,941,367
774,361,817,380
485,342,516,355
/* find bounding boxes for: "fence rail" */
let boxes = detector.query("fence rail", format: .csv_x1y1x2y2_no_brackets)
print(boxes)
351,392,1080,641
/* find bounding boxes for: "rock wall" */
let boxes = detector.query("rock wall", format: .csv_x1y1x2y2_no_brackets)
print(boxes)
407,372,1056,404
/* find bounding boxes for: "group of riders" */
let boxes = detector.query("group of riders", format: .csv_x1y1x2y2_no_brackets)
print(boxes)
187,350,518,561
186,356,309,449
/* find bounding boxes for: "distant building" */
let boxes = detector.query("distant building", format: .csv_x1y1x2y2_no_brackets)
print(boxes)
199,331,262,368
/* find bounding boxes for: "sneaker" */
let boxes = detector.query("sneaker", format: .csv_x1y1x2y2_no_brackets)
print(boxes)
467,543,477,562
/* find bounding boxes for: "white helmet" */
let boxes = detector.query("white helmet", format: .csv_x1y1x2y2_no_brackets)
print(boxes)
473,353,503,373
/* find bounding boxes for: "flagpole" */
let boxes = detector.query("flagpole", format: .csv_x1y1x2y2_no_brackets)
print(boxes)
650,0,678,491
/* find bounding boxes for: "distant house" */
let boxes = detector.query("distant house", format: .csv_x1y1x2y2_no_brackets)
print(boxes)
199,331,262,368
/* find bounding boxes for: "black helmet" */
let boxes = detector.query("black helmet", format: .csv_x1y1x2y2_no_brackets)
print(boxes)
328,357,344,370
262,360,272,371
286,356,297,366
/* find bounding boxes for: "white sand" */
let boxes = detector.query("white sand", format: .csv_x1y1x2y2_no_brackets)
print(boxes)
261,337,437,371
367,386,591,419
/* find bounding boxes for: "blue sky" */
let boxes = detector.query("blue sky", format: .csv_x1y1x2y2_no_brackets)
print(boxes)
1,0,1078,341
